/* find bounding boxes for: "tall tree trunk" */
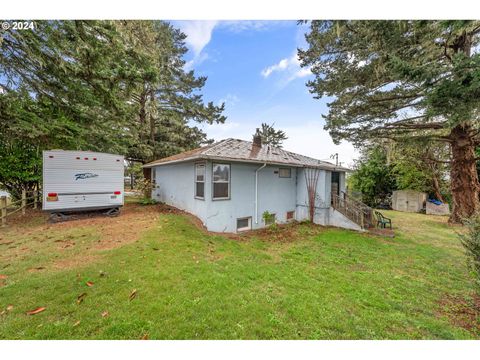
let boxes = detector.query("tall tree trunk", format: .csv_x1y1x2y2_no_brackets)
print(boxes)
431,174,444,203
449,123,480,223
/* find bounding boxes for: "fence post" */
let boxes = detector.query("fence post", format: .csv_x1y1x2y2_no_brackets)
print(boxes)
22,188,26,215
1,196,6,227
33,187,38,209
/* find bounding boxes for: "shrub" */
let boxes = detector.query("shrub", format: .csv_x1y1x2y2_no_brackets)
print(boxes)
459,213,480,291
139,197,158,206
262,211,275,226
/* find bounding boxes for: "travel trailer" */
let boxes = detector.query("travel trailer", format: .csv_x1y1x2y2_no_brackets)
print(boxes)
42,150,124,220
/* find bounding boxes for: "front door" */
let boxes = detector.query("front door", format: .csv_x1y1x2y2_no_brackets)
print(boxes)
331,171,340,204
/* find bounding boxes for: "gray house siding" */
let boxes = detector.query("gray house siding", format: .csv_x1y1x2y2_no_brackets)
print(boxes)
204,162,297,232
152,161,208,225
152,160,352,233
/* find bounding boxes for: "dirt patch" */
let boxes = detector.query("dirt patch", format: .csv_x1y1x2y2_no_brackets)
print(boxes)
49,204,167,268
437,293,480,335
27,266,46,273
368,228,395,238
46,203,166,251
3,203,172,271
237,221,325,243
53,254,101,270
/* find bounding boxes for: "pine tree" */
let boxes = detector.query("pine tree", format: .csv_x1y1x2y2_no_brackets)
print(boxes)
256,123,288,148
299,20,480,222
0,20,225,193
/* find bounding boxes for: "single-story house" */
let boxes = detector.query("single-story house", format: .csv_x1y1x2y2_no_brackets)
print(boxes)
143,134,361,233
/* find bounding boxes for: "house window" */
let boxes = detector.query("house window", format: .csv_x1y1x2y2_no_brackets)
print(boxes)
236,217,251,232
264,213,276,226
279,168,291,178
286,211,295,221
195,163,205,199
212,163,230,199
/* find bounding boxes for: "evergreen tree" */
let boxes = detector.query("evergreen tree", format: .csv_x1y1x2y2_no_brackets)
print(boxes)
256,123,288,148
299,20,480,223
0,20,225,194
348,145,397,207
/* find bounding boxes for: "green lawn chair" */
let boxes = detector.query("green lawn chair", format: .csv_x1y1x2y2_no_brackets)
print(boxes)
374,210,392,229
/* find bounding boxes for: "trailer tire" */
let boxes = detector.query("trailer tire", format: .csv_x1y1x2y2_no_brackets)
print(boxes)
105,207,120,217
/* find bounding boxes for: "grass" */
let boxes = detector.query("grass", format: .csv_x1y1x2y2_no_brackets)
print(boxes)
0,201,478,339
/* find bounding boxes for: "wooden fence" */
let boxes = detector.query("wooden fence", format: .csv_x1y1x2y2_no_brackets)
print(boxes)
0,189,40,227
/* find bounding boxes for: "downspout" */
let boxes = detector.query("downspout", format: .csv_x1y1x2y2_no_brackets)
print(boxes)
255,163,267,224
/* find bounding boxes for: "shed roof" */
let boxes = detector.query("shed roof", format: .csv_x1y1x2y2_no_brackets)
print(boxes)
143,138,350,171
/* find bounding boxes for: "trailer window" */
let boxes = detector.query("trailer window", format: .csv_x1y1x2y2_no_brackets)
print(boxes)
195,163,205,199
212,163,230,200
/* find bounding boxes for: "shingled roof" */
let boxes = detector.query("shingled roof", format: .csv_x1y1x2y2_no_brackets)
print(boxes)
143,138,349,171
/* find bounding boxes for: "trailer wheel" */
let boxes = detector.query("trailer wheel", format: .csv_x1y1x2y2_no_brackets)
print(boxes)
105,207,120,217
49,212,69,223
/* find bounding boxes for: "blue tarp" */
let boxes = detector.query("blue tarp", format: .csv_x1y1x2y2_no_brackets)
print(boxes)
428,198,443,206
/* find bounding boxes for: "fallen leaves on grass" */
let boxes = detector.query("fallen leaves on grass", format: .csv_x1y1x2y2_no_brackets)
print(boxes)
73,320,81,327
101,311,109,318
77,292,87,305
140,333,149,340
0,305,13,316
438,293,480,335
129,289,137,301
26,307,46,315
86,281,94,287
0,274,8,279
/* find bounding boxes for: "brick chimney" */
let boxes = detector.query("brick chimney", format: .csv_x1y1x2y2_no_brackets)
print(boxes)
252,128,262,148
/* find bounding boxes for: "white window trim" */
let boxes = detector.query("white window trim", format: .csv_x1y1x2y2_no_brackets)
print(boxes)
194,162,206,200
236,217,252,232
212,162,231,200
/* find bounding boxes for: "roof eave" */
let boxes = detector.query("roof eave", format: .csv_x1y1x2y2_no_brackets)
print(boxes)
144,154,349,171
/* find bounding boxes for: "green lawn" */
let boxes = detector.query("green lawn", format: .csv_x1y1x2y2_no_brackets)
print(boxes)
0,201,478,339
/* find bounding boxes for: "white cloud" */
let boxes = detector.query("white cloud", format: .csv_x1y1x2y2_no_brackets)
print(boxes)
261,57,290,77
176,20,287,70
261,52,312,84
282,121,358,168
217,93,240,108
180,20,218,57
184,52,210,71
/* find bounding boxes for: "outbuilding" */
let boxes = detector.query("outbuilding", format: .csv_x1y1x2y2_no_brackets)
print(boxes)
391,190,426,213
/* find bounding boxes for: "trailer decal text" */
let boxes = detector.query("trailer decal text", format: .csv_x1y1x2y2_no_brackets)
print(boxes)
74,173,99,181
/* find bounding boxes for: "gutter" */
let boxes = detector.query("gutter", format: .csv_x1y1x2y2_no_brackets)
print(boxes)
144,155,349,172
255,163,267,224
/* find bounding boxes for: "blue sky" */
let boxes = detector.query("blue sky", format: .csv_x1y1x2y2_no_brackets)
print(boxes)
173,20,358,167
